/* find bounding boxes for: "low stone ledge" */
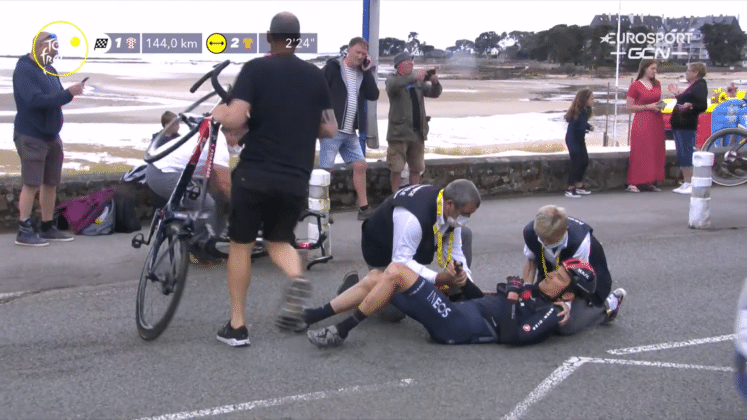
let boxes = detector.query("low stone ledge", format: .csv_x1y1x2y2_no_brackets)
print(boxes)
0,150,682,231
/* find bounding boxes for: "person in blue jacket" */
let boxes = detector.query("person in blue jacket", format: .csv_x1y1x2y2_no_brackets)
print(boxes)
564,88,594,198
13,31,85,246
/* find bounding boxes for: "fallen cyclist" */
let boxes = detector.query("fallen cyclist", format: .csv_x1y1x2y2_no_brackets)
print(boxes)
302,257,624,348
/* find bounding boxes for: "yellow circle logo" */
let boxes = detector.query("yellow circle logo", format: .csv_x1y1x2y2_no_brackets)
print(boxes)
206,33,227,54
32,21,88,77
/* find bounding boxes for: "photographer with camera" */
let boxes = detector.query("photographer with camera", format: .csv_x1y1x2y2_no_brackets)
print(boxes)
319,37,380,220
385,52,442,193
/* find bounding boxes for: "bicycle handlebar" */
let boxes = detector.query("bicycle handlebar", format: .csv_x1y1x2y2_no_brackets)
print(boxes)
145,60,232,163
211,60,231,102
189,60,231,102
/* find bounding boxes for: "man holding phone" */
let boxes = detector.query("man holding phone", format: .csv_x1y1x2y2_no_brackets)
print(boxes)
12,31,85,246
385,52,442,193
319,37,379,220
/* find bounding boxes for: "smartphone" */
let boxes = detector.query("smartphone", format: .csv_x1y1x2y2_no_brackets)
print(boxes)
424,69,436,81
361,56,371,68
81,77,89,84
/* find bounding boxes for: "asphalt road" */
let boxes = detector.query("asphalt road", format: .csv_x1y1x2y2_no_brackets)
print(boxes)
2,185,747,419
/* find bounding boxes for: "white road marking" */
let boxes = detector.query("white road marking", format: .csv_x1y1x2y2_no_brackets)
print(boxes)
607,334,736,355
501,356,589,420
134,378,415,420
587,357,734,372
503,357,734,420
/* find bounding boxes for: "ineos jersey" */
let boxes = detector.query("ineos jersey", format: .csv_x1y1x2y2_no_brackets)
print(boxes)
473,285,562,345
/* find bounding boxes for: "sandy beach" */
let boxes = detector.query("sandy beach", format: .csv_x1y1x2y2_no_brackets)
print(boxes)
0,57,745,175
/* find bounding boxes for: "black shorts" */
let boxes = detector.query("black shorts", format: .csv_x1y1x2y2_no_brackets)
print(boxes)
229,183,305,244
391,277,497,345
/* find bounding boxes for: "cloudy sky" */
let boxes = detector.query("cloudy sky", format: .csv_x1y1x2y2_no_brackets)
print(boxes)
4,0,743,56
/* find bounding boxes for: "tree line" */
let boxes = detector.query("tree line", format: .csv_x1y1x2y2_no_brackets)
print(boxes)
341,22,746,68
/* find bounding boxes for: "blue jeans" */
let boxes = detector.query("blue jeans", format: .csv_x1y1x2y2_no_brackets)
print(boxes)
566,136,589,186
673,129,696,168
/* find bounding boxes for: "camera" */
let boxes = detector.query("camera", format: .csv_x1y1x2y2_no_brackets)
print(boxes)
424,69,436,81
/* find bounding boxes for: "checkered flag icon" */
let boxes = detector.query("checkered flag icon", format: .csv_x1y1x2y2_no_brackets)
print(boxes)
126,38,137,49
94,38,108,50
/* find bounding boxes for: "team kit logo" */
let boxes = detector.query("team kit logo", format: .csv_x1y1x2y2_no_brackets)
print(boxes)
33,21,89,77
601,31,694,60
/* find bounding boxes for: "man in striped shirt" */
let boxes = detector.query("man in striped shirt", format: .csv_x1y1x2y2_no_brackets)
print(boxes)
320,37,380,220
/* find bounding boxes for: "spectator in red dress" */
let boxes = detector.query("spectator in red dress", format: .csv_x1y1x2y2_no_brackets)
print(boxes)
625,59,666,193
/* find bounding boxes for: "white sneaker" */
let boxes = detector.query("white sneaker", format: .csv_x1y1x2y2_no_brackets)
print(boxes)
565,189,582,198
673,183,692,194
575,188,591,195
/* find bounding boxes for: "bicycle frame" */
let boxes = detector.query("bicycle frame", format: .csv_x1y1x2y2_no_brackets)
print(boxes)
133,59,332,270
132,118,219,251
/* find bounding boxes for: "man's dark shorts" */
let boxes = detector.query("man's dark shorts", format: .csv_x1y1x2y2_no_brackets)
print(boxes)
391,277,497,345
229,182,305,245
13,131,64,186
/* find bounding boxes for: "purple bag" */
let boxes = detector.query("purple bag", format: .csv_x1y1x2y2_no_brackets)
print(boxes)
55,186,119,234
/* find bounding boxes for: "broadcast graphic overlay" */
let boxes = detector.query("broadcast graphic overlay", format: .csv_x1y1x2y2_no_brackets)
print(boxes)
32,21,89,77
601,31,692,60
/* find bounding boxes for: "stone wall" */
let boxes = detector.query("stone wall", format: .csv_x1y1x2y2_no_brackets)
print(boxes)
0,150,682,231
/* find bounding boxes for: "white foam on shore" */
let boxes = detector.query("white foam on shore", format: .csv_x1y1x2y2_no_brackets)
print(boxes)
0,107,642,173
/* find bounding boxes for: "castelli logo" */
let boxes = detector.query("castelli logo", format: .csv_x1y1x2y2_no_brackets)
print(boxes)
520,290,532,301
523,324,531,332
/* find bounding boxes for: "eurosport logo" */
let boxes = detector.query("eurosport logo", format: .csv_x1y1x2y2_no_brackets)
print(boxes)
600,32,693,60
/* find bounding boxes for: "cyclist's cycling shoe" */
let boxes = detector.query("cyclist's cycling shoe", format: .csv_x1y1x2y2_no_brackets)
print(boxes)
336,271,359,295
307,325,344,348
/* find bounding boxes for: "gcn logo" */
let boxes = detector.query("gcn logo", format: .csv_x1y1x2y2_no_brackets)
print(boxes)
601,32,693,60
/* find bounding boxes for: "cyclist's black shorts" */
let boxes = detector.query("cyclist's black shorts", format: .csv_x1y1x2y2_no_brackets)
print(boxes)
229,181,305,245
391,277,497,345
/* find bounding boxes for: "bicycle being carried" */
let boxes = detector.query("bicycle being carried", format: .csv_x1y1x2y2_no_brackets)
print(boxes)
700,98,747,186
132,61,331,341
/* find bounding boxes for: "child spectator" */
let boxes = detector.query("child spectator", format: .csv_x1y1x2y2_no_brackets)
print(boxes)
564,88,594,198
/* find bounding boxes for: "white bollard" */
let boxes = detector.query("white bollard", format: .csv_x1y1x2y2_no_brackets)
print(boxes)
688,151,713,229
308,169,331,258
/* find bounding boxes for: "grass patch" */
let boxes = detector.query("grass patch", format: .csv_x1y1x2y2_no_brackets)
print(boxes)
61,162,134,176
516,143,566,153
431,143,566,156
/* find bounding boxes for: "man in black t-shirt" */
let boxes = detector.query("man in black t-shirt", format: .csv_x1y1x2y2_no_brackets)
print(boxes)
212,11,337,347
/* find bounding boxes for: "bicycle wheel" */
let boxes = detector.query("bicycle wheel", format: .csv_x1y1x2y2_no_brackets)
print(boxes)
136,222,189,340
701,128,747,186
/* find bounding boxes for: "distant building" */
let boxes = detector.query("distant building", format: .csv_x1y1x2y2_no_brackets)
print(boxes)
591,14,742,63
591,14,664,30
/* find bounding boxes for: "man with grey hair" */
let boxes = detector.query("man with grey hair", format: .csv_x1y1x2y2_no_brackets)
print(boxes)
13,31,85,246
300,180,483,345
522,204,623,335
